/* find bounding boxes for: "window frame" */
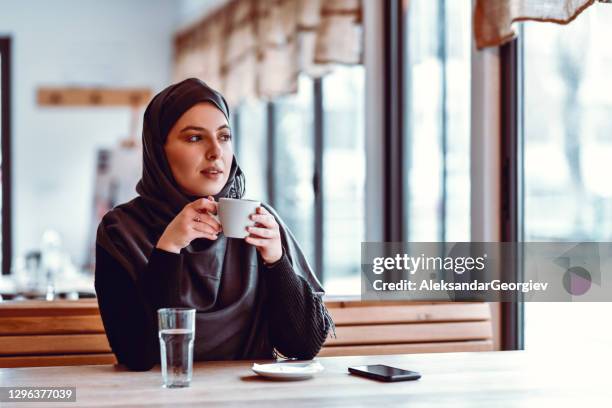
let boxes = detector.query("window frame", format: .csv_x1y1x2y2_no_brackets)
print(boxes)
383,0,405,242
0,37,12,276
313,78,324,282
500,36,525,351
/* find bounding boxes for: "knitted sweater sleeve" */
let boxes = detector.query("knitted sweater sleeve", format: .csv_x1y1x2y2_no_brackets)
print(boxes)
94,244,183,371
262,253,335,360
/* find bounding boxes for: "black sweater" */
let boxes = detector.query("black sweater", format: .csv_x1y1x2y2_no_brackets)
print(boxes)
94,244,334,371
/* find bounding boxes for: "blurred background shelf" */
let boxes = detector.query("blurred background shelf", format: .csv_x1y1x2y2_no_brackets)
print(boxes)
37,87,152,107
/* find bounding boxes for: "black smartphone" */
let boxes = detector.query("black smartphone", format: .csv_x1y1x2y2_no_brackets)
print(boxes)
348,364,421,382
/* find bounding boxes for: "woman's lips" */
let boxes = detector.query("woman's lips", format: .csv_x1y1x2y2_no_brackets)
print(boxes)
200,169,223,180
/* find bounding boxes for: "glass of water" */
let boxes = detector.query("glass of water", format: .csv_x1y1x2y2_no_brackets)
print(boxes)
157,308,196,388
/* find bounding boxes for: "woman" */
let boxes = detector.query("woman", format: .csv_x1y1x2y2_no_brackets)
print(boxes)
95,78,334,371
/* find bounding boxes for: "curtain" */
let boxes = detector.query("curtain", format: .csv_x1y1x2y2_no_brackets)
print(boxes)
174,0,363,107
474,0,611,49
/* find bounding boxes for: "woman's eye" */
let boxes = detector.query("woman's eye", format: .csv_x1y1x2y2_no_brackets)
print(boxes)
219,133,232,142
187,135,201,142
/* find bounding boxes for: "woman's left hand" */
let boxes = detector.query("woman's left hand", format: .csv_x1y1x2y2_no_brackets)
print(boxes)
245,206,283,265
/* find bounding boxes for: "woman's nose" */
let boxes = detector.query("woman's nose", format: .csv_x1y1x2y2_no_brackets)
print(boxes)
205,140,223,161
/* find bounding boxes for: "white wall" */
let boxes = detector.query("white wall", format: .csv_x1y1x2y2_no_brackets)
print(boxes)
176,0,229,29
0,0,179,269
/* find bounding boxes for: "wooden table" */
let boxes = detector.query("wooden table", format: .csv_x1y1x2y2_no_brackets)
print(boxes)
0,351,609,407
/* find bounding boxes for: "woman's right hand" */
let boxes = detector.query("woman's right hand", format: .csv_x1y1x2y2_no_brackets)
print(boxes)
156,196,222,254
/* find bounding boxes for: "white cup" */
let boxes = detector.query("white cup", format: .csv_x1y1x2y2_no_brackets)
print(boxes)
216,198,260,239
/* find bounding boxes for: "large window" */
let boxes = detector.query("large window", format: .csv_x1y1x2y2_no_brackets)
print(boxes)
233,68,366,294
273,76,316,268
322,66,365,294
232,0,473,292
403,0,471,242
522,4,612,351
235,100,268,203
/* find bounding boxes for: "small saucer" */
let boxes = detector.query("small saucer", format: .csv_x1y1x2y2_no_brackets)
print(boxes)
251,361,325,380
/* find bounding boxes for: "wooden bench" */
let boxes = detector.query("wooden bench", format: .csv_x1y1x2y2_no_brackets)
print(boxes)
0,300,116,368
320,300,494,357
0,300,493,367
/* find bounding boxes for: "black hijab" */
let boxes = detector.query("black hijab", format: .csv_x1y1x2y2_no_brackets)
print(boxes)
96,78,323,360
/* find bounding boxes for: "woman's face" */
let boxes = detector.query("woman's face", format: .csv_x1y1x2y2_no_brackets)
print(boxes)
164,102,233,197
